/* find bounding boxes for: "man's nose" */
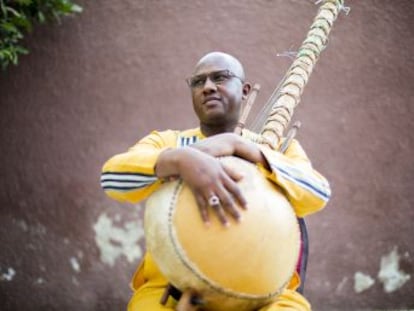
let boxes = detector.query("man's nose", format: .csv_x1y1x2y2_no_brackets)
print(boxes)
202,77,217,93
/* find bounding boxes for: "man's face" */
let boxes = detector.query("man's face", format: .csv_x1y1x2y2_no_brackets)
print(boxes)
189,57,248,127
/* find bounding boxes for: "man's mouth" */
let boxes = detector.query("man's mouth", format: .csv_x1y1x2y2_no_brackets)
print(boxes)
203,97,221,105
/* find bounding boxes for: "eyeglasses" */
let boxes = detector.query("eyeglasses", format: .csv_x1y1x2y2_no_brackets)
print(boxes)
186,69,244,88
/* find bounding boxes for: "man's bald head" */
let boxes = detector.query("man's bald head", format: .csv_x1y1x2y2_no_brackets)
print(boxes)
189,51,251,136
193,51,246,81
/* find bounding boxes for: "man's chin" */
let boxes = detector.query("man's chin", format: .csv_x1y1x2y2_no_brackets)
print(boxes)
203,109,225,120
204,116,234,127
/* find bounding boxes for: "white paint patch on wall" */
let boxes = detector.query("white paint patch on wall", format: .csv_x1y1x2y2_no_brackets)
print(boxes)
335,276,348,293
70,257,81,273
354,271,375,293
378,247,411,293
0,267,16,281
35,277,45,285
93,213,144,267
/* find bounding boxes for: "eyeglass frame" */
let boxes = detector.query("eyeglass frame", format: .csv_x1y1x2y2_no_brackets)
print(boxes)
185,69,244,89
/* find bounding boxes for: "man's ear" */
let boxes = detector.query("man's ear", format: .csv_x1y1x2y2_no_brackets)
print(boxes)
242,82,252,100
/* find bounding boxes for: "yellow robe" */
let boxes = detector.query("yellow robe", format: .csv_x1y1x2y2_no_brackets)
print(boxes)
101,128,331,310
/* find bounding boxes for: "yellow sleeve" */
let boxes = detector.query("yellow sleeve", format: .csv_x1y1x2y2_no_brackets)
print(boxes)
256,272,310,311
258,288,311,311
257,139,331,217
101,130,178,203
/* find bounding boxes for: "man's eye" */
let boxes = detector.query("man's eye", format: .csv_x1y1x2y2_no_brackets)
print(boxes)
191,77,205,87
212,73,228,83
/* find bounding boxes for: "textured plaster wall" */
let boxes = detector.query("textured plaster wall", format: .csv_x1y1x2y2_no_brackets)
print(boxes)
0,1,413,310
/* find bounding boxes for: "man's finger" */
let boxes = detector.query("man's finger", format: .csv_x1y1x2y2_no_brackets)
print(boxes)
221,172,247,210
222,163,244,182
175,289,203,311
216,187,241,222
210,200,229,227
195,194,210,226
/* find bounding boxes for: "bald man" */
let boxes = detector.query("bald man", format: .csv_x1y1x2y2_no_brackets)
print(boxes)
101,52,331,310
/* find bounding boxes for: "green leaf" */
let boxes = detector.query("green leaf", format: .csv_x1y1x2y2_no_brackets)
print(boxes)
11,15,32,31
15,0,32,5
4,6,22,18
15,46,29,54
56,1,73,14
1,22,18,33
37,11,45,23
11,52,18,64
1,0,82,71
70,4,82,13
2,50,12,59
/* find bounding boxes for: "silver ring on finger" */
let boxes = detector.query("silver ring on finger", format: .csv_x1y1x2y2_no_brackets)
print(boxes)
208,194,220,206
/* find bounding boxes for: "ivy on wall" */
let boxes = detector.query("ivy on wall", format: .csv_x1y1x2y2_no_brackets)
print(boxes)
0,0,82,70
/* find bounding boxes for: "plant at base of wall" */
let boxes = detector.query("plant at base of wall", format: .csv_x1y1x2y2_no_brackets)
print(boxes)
0,0,82,71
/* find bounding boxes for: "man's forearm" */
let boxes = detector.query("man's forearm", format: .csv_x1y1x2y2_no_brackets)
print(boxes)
154,148,182,178
155,147,207,178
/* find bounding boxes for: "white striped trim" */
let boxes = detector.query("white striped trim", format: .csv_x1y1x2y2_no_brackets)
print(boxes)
271,162,331,201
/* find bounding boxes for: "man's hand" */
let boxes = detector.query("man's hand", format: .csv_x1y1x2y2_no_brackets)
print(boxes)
155,147,247,226
191,133,269,169
175,289,204,311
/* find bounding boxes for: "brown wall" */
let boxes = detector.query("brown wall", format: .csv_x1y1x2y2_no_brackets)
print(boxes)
0,1,413,310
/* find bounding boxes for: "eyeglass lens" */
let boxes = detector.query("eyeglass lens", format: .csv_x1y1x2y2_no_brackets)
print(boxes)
188,70,235,88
